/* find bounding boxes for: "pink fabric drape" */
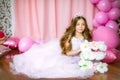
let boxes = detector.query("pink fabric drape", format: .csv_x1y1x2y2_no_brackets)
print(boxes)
14,0,96,42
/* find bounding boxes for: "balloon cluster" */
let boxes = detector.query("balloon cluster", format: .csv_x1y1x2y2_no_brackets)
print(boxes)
90,0,120,63
3,37,35,59
3,37,45,53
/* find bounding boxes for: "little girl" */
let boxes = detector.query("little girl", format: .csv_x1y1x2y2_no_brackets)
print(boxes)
10,16,95,79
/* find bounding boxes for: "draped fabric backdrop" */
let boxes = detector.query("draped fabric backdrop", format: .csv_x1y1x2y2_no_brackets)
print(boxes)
13,0,97,42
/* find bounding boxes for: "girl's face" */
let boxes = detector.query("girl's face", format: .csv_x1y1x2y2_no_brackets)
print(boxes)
75,19,85,33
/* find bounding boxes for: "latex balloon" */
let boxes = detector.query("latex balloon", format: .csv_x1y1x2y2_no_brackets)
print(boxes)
105,20,119,32
112,0,120,8
97,0,112,12
108,8,120,20
92,27,120,49
109,0,115,2
3,37,19,49
95,12,109,25
111,48,120,62
102,49,116,63
93,19,103,28
18,37,34,52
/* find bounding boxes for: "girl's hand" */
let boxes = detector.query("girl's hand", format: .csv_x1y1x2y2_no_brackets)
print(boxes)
66,48,81,56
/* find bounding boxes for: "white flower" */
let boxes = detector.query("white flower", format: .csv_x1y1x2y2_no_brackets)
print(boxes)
78,60,93,69
80,51,94,60
80,52,87,60
87,52,95,60
95,52,105,60
90,41,99,51
78,41,108,74
97,42,107,51
80,40,91,52
96,62,108,73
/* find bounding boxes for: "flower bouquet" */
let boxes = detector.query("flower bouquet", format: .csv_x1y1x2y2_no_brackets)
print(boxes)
78,40,108,73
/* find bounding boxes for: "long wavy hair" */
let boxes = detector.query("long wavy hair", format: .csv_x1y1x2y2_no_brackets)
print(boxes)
60,16,92,54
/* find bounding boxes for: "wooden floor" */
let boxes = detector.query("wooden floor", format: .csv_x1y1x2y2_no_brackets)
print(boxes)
0,49,120,80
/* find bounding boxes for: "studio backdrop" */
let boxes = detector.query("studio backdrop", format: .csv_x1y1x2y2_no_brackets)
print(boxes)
13,0,96,42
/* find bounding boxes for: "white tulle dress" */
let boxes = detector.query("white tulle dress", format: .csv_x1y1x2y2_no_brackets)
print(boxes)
10,37,95,79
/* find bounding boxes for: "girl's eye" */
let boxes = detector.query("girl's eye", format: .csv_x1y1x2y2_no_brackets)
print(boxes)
76,23,85,26
76,23,80,26
82,24,85,26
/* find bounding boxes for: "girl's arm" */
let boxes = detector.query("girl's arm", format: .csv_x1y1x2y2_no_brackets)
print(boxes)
66,48,81,56
65,37,81,56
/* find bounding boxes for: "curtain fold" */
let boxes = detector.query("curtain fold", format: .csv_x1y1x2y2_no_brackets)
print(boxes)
14,0,95,42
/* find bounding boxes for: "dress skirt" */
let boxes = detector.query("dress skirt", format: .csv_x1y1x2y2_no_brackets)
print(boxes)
10,39,95,79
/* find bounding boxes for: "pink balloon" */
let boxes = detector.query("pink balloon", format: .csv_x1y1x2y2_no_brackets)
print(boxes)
93,19,103,28
95,12,109,25
111,48,120,62
109,0,115,2
102,49,116,63
105,20,119,32
108,8,120,20
92,27,120,49
112,0,120,8
97,0,112,12
3,37,19,49
90,0,100,4
18,37,34,52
